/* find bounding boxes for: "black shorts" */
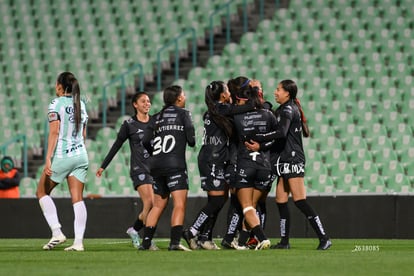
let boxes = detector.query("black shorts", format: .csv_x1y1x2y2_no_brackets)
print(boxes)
152,169,189,196
199,163,228,192
131,172,154,190
232,165,273,191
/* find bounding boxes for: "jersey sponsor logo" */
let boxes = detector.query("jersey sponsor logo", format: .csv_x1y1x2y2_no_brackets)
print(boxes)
48,112,59,122
64,143,83,154
249,151,261,161
66,106,75,114
241,120,254,127
167,180,178,188
170,173,181,179
203,135,223,145
275,156,305,175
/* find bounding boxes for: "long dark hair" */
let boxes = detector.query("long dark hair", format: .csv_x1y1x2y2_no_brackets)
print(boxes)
57,72,81,135
205,81,233,138
279,79,310,137
227,76,262,109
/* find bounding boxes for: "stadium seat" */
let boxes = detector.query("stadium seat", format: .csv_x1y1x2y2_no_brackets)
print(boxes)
347,148,373,169
330,160,358,190
19,177,37,198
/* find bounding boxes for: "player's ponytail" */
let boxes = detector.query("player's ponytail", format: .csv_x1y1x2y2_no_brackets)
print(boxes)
57,72,81,135
294,98,310,137
72,79,81,135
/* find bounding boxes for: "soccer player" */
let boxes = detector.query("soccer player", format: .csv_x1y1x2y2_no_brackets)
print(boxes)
183,81,253,250
36,72,88,251
140,85,195,251
247,80,331,250
96,91,155,249
229,76,276,250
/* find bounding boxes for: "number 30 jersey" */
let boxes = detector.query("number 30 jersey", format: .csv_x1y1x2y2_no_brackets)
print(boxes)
143,105,195,174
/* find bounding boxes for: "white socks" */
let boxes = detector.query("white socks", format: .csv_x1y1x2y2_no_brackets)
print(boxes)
39,195,63,237
73,201,87,246
39,196,87,246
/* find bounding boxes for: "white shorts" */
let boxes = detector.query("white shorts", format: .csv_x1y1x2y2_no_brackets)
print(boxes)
51,154,89,184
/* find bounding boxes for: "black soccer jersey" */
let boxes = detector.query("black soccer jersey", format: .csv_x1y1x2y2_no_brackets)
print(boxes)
198,102,254,166
273,99,306,163
198,111,230,166
233,108,278,169
100,116,152,176
143,105,195,174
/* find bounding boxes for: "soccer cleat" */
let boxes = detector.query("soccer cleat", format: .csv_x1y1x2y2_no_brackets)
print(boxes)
199,240,221,250
42,234,67,250
255,239,271,250
149,242,160,251
231,240,249,250
317,239,332,250
270,242,291,249
220,239,234,249
64,244,84,251
168,243,192,251
138,241,160,251
182,229,199,250
126,227,141,248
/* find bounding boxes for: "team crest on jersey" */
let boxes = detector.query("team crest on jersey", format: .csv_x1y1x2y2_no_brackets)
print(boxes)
138,174,145,181
213,179,221,187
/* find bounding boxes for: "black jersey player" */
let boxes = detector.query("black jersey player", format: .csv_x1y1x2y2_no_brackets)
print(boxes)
96,92,155,249
141,85,195,251
247,80,331,250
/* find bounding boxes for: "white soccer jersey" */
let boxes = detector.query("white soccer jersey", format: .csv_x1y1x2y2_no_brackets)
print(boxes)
48,96,88,158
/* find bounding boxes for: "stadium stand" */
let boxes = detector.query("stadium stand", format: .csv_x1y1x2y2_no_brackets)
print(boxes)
1,0,413,196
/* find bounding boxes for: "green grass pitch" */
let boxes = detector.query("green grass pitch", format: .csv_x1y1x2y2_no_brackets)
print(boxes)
0,238,412,275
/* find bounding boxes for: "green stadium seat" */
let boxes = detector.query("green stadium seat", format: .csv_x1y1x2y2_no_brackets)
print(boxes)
359,123,388,141
373,148,399,174
341,135,368,153
19,177,37,198
368,135,394,156
398,146,414,174
330,160,357,191
354,160,381,192
347,148,373,168
322,148,348,172
382,160,410,193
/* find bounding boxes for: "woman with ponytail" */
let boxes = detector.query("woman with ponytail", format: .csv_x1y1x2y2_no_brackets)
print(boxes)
271,80,330,250
36,72,89,252
247,79,331,250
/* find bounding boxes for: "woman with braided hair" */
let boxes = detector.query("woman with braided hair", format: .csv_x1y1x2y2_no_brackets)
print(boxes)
36,72,89,251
